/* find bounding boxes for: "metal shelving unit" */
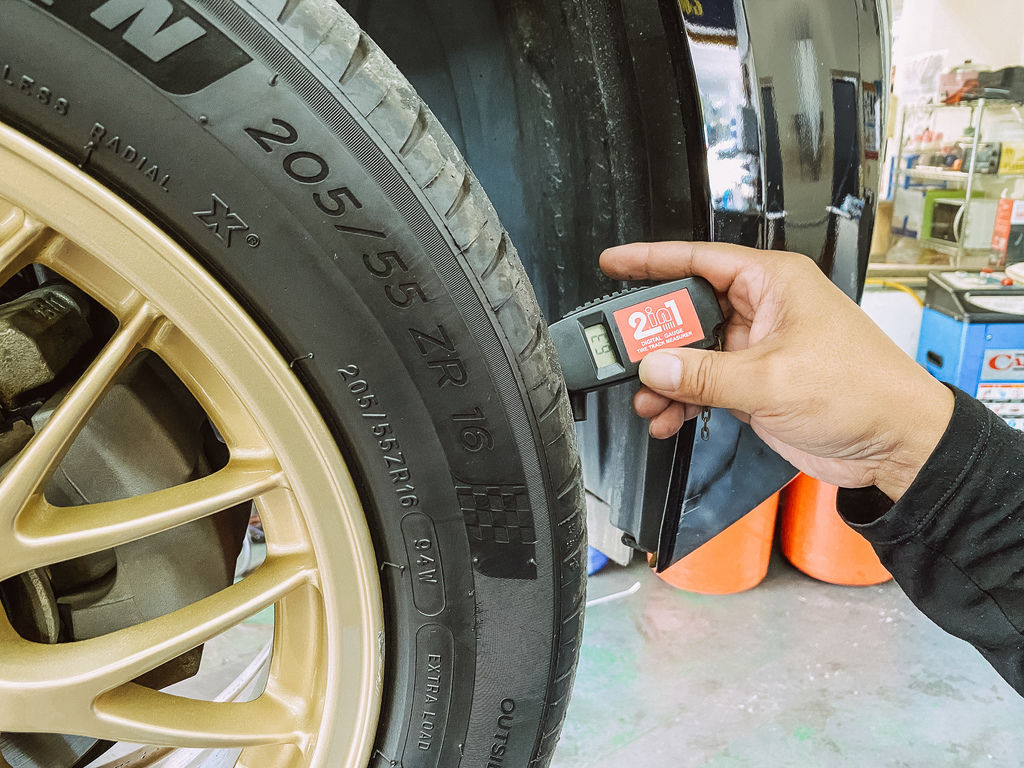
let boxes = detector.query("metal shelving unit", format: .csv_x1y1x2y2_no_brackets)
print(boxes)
899,166,1024,184
883,98,1024,270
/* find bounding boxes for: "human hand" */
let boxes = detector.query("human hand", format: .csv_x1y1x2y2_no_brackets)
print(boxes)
600,241,954,501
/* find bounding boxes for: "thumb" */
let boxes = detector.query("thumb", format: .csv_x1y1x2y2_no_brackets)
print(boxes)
638,348,759,412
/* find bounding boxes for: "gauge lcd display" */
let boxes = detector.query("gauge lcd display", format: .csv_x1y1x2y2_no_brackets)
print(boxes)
584,323,619,368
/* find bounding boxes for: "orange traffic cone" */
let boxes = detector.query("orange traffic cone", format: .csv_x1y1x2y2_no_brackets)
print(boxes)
780,474,891,586
654,493,780,595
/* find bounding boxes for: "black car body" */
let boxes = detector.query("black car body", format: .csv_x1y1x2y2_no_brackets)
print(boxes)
347,0,888,565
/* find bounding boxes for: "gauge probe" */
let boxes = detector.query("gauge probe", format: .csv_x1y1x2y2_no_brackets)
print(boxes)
549,277,725,568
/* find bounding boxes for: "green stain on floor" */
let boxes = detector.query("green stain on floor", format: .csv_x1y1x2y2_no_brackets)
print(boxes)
793,726,814,742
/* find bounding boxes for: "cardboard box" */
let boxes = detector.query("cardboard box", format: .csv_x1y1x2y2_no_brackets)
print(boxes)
871,200,893,256
999,143,1024,175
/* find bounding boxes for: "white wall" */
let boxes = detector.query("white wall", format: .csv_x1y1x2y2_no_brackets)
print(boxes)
895,0,1024,94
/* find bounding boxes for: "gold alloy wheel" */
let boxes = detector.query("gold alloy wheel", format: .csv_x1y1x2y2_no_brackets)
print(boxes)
0,122,384,767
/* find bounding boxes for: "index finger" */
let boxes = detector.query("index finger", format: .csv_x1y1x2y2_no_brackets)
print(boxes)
599,241,767,293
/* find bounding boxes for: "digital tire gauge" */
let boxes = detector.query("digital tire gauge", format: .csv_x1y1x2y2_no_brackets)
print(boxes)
550,277,725,570
550,276,724,402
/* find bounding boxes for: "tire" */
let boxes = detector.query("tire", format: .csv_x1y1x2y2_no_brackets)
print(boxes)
0,1,585,766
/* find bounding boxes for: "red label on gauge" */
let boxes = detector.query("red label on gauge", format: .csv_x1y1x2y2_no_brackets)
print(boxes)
612,288,705,363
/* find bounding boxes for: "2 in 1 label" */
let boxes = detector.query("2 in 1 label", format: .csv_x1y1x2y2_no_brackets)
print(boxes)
612,287,705,363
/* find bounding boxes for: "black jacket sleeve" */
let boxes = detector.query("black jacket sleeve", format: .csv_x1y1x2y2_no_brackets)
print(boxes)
836,386,1024,695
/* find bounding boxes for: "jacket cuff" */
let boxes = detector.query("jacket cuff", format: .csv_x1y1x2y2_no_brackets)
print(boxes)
836,386,990,544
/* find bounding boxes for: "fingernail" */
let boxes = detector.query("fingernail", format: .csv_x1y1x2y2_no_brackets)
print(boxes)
639,352,682,391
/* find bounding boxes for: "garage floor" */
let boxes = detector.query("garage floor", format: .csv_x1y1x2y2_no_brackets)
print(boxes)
87,540,1024,768
551,552,1024,768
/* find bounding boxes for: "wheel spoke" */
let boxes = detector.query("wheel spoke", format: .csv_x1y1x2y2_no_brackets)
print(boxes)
0,306,155,532
0,554,314,740
92,686,302,748
84,642,274,766
0,206,44,286
2,459,282,580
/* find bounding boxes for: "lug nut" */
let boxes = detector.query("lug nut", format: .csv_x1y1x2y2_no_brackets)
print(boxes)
0,284,92,407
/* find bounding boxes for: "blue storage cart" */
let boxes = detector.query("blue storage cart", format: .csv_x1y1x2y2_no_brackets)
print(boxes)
917,270,1024,430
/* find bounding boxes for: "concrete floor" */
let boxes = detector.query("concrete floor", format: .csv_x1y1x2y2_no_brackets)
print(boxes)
86,541,1024,767
551,553,1024,768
